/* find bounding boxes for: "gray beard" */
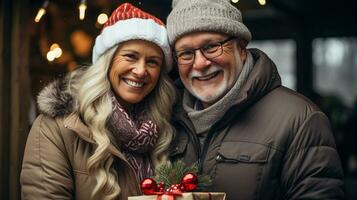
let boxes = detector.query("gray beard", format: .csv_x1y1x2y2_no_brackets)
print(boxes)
182,51,254,134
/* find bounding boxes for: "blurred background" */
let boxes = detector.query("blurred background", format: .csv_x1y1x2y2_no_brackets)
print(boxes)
1,0,356,199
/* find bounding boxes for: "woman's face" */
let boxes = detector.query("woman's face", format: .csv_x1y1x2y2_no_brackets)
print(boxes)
109,40,163,105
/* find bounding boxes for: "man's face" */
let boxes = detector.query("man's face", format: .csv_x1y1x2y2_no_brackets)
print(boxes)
174,32,246,108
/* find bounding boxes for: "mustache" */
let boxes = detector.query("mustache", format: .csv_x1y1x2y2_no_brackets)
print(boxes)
189,65,222,79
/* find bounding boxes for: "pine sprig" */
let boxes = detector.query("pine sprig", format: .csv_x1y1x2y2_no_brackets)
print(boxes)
197,174,212,190
153,160,211,190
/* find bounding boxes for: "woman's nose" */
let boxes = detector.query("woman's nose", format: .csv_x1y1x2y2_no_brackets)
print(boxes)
132,61,147,78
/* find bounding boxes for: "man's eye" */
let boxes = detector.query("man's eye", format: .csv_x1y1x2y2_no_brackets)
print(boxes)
203,43,220,53
177,51,194,60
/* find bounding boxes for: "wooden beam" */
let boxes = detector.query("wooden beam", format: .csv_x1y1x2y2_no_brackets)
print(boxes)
0,0,13,199
1,0,31,199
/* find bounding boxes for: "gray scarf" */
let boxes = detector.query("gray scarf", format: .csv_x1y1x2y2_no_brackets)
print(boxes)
183,51,254,134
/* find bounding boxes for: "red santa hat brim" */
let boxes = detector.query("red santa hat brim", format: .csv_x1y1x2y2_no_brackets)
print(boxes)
92,3,172,71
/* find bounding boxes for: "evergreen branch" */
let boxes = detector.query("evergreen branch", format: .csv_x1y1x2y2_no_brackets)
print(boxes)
153,160,211,190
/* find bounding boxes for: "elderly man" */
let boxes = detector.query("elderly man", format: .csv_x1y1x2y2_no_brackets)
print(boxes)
167,0,345,199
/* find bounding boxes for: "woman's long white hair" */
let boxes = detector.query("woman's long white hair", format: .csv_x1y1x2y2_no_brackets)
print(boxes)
70,45,176,199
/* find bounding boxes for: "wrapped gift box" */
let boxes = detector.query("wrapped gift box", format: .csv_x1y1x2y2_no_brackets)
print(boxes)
128,192,226,200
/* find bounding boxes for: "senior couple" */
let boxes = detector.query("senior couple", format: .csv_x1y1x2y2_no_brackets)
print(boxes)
20,0,344,199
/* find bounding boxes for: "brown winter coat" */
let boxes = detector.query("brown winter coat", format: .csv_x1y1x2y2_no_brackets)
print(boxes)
170,49,345,200
20,79,141,200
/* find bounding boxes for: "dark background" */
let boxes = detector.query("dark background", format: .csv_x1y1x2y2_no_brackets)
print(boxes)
1,0,356,199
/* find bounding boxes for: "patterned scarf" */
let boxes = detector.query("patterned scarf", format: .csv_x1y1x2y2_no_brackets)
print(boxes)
107,91,159,181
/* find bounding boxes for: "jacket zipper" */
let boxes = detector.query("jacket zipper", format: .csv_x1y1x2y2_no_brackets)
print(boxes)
198,129,215,173
110,148,141,194
178,116,216,174
178,114,229,174
177,118,201,166
198,125,232,174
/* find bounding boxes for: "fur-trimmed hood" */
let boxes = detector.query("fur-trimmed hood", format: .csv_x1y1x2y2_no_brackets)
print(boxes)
37,72,79,118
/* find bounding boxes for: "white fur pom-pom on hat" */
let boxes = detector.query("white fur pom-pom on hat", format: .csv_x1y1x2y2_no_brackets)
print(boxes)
92,3,172,71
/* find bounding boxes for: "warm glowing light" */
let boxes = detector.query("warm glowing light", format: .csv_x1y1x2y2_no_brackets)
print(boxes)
53,47,62,58
46,51,56,62
97,13,108,25
35,8,46,22
79,3,87,20
50,43,59,50
34,0,49,23
48,43,62,60
231,0,239,3
258,0,266,6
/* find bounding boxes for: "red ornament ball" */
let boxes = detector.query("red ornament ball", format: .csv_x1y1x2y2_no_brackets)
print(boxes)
140,178,157,195
181,173,198,191
157,182,165,192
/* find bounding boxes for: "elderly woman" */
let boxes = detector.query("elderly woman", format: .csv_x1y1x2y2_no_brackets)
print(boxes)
20,3,176,200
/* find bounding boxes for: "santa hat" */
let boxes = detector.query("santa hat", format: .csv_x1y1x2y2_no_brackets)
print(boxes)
92,3,172,71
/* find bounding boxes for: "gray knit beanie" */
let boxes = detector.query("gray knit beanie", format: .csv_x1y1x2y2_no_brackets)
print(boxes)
167,0,252,45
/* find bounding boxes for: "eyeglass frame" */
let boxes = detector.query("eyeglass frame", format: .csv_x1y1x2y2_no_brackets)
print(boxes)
173,36,236,65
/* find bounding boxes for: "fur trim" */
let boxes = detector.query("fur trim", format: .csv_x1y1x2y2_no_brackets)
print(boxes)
37,74,76,118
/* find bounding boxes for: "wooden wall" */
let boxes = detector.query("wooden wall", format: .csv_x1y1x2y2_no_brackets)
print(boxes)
0,0,31,199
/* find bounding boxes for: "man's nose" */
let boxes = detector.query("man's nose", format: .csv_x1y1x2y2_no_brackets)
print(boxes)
192,50,212,71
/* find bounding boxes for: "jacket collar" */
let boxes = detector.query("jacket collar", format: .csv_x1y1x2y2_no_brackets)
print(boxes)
219,48,281,126
173,48,282,130
63,113,92,143
63,112,128,162
36,70,141,192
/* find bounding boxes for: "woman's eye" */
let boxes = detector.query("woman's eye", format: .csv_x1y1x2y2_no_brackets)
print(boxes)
123,54,136,60
147,59,160,67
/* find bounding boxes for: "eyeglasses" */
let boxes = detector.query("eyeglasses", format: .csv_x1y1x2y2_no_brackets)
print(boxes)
174,37,236,65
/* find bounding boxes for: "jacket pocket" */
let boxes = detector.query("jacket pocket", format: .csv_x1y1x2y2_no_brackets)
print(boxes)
216,141,270,163
213,141,272,200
